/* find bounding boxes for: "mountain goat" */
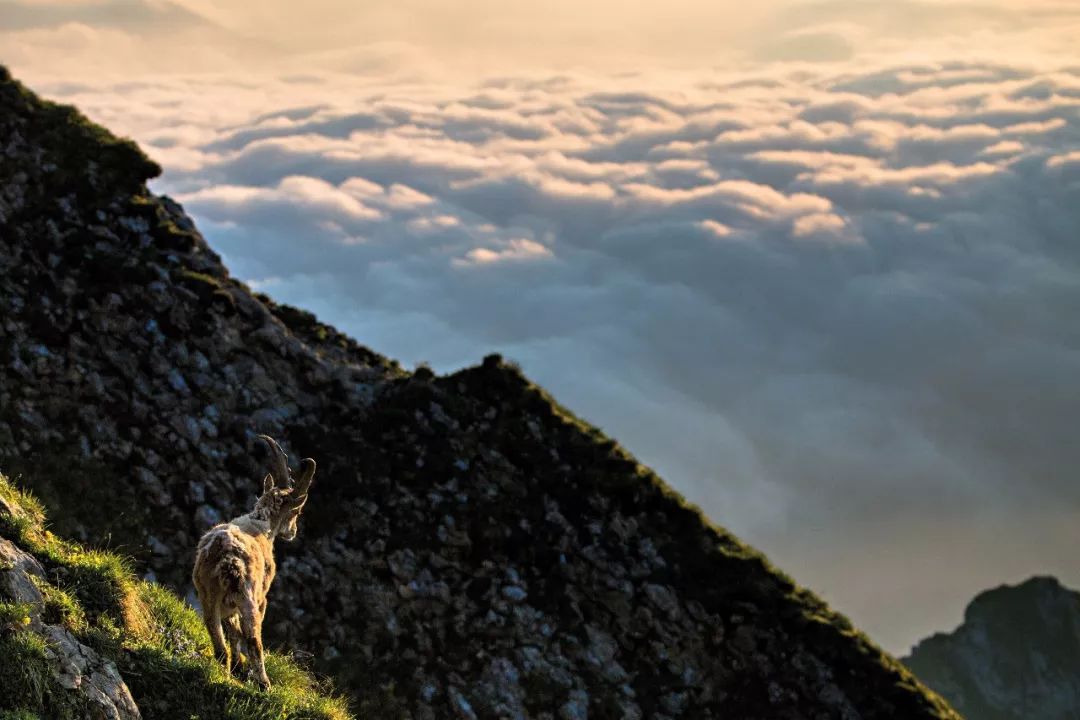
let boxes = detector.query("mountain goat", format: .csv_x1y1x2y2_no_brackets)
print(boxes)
192,435,316,689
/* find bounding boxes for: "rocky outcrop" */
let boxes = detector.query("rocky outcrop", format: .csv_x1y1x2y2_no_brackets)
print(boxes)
0,65,959,718
904,576,1080,720
41,620,143,720
1,537,141,720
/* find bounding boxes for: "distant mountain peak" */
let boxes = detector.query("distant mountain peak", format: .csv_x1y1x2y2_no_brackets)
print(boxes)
905,575,1080,720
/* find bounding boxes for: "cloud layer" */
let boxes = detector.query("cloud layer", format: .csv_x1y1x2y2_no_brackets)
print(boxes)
5,0,1080,655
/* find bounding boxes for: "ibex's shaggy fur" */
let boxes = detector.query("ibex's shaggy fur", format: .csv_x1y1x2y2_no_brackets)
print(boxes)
192,435,316,689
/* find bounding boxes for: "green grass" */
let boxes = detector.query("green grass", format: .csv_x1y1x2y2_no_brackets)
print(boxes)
0,710,43,720
0,601,34,627
176,269,225,290
0,472,353,720
31,578,86,632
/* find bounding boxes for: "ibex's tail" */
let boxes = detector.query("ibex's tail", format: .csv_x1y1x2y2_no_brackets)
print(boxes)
219,556,246,594
202,533,246,594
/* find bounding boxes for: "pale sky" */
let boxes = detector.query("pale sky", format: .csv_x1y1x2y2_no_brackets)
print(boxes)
2,0,1079,656
3,0,1078,77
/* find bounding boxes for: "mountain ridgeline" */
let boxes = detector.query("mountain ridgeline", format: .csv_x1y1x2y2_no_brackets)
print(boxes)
904,576,1080,720
0,66,959,719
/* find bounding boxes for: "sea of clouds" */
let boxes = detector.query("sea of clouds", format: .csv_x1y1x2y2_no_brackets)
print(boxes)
3,0,1079,653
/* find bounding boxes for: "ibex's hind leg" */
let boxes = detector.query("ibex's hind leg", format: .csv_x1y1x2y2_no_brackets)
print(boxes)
224,614,244,674
240,595,270,690
202,605,231,674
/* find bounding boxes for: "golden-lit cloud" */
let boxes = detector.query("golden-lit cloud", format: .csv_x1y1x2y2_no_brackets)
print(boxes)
453,238,554,267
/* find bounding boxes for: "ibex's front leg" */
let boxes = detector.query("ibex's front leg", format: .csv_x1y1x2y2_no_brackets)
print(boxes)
240,595,270,689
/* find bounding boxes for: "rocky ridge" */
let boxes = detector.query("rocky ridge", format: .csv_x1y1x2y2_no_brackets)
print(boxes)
0,65,959,718
904,576,1080,720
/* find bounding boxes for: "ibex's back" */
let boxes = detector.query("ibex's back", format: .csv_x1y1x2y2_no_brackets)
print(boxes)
194,515,276,646
192,435,315,689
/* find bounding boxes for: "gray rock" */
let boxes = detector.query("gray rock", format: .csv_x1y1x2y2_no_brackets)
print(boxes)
448,686,478,719
0,536,46,604
502,585,528,603
0,538,141,720
42,623,142,720
559,689,589,720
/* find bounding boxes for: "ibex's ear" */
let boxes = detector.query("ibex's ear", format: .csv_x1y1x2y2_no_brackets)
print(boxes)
262,474,274,494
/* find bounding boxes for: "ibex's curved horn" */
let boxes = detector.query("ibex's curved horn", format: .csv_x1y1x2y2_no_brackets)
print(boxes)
258,435,291,488
293,458,316,496
286,458,316,508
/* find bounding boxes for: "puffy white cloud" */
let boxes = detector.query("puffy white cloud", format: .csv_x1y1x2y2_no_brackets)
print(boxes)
1047,150,1080,169
453,238,554,267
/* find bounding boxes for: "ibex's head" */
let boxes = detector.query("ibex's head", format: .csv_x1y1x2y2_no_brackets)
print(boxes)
254,435,316,541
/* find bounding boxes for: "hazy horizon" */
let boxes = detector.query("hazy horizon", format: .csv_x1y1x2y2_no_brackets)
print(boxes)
2,0,1078,654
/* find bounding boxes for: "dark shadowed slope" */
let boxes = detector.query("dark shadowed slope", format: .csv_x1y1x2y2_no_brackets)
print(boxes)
0,65,959,719
905,576,1080,720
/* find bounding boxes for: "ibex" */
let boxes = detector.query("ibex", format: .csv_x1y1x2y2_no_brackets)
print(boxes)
192,435,316,689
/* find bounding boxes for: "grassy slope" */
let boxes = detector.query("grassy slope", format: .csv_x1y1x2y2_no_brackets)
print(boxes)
0,472,351,720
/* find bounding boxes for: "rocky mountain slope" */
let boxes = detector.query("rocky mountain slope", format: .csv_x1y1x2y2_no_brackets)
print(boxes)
904,576,1080,720
0,65,960,719
0,470,351,720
